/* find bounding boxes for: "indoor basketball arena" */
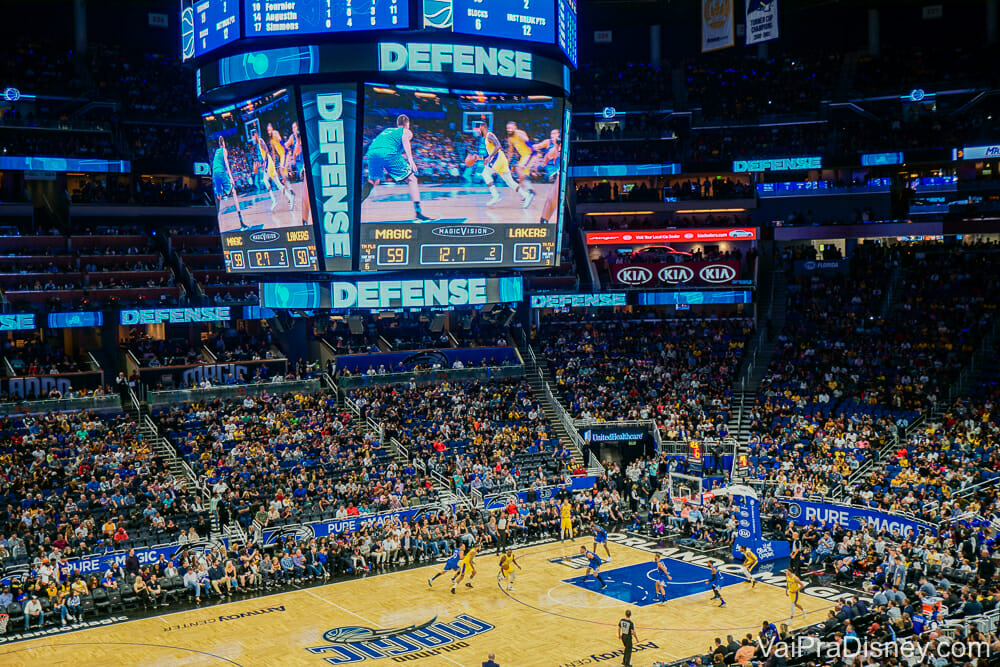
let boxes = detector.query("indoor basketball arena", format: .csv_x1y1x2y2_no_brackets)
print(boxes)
0,1,999,666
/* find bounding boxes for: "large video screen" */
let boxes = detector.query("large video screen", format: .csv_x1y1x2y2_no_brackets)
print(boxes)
359,85,565,270
203,88,319,273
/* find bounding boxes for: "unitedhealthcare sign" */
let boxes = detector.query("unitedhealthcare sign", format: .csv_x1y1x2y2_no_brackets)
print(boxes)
582,423,652,445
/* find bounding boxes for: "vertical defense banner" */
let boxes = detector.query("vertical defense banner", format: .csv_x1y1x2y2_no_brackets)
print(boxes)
746,0,779,45
701,0,735,52
301,84,358,272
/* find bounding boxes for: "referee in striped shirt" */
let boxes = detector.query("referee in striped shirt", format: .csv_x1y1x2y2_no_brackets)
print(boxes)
618,609,638,667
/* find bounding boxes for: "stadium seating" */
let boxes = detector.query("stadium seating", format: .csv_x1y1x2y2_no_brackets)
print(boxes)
534,315,752,440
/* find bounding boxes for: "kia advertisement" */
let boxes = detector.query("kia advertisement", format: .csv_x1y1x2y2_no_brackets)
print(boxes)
585,228,758,245
610,261,741,288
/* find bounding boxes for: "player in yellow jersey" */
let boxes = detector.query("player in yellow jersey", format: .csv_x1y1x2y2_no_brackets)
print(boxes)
560,499,574,543
254,129,294,212
739,545,758,588
506,121,535,208
785,569,805,618
475,123,532,208
497,549,521,591
451,544,478,594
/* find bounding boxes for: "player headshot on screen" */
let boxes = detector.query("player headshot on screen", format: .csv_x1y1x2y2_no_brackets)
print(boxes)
202,88,309,234
360,86,564,229
361,114,433,222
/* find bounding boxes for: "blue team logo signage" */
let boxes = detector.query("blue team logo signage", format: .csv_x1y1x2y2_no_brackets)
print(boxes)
306,615,494,663
781,499,935,537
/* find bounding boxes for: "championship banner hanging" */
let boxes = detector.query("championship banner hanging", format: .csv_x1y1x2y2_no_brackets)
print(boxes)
746,0,779,45
701,0,735,52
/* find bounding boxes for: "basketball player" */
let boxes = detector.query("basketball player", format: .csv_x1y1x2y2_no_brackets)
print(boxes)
592,523,611,560
253,130,294,212
267,122,289,178
740,545,759,588
506,121,536,208
705,560,726,607
532,128,562,224
361,114,432,222
428,543,464,588
653,553,672,603
450,543,478,594
211,137,247,230
497,549,521,591
475,123,532,208
283,120,304,181
560,498,574,543
530,128,561,182
785,569,806,618
579,545,607,589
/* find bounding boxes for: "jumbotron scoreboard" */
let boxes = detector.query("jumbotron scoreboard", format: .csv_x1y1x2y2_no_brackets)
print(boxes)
188,0,574,276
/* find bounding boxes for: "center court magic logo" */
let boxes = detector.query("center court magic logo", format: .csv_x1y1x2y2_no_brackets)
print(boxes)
305,614,494,663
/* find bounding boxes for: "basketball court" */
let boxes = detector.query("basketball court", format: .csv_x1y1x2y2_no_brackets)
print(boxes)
217,180,310,233
361,181,558,225
0,536,837,666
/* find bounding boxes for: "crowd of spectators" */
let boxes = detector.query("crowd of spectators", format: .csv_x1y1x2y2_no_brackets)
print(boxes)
534,314,752,441
0,411,207,573
684,53,841,121
571,139,680,166
3,339,82,376
747,243,1000,502
348,378,578,495
156,390,439,530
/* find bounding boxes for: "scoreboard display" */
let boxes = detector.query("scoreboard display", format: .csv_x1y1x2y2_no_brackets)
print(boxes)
243,0,407,37
182,1,576,67
202,87,320,274
359,85,565,271
359,223,558,270
181,0,241,61
452,0,555,44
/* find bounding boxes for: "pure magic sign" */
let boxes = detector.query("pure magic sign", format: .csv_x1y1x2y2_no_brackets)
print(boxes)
782,499,934,537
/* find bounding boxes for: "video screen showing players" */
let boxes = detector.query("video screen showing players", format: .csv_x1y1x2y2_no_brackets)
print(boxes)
203,88,318,273
359,85,565,271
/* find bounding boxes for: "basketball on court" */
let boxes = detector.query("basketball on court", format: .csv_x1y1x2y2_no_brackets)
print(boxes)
465,154,477,167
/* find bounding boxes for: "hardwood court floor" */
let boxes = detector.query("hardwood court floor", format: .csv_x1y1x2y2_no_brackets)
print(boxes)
361,182,557,225
0,538,835,667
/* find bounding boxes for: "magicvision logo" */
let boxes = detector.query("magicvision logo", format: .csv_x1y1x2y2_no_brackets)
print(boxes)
432,225,495,238
249,230,280,243
305,614,494,663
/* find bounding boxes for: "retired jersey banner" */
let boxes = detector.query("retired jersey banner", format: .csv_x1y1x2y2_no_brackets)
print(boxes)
701,0,735,52
746,0,779,45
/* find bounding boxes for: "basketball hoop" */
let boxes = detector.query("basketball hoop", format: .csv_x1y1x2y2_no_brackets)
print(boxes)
0,613,8,635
